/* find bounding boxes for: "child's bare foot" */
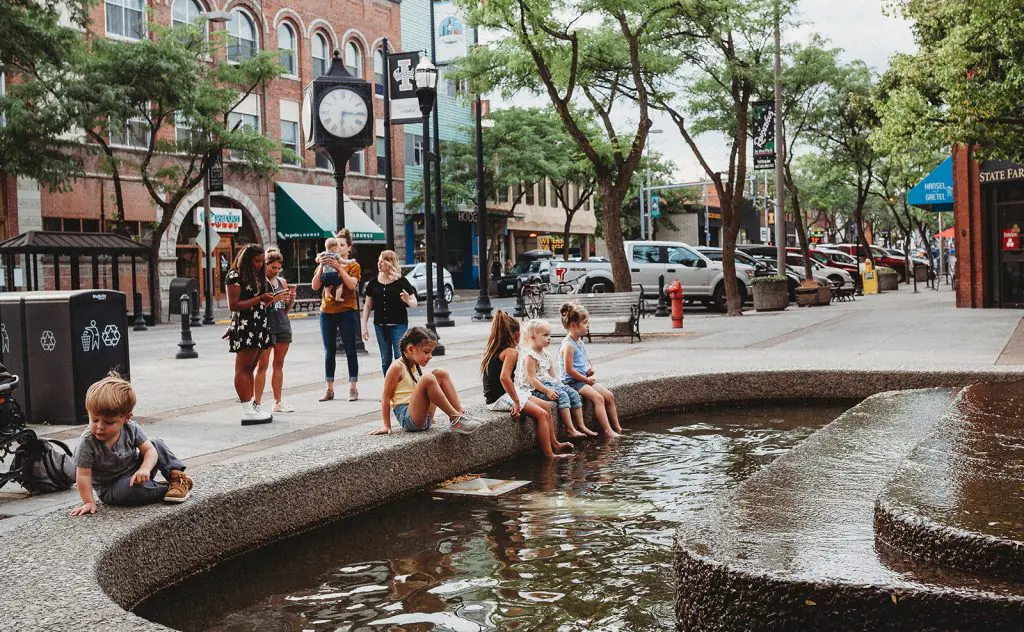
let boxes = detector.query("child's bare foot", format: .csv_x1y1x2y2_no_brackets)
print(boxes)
544,451,573,459
555,441,575,452
577,424,598,437
565,428,586,439
604,429,622,439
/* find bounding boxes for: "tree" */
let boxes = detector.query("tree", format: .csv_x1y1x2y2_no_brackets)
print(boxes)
4,23,283,318
456,0,675,293
0,0,90,188
793,152,856,242
646,0,784,315
885,0,1024,164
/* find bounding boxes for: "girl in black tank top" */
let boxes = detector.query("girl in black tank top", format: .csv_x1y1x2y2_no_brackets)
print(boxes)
480,311,573,458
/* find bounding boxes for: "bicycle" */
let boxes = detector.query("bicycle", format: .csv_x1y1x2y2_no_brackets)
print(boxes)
520,281,547,320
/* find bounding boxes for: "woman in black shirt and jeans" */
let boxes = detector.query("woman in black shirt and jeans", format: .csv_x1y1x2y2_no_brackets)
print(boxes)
361,250,418,375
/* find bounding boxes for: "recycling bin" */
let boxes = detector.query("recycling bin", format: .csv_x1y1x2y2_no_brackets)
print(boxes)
0,292,32,418
23,290,130,424
169,277,199,316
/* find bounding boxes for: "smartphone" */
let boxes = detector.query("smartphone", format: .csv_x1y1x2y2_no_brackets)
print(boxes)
273,288,289,296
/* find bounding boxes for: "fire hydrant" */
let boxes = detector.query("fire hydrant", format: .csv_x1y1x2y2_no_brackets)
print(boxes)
667,280,684,329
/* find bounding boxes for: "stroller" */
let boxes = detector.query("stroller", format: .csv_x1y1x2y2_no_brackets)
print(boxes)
0,365,75,493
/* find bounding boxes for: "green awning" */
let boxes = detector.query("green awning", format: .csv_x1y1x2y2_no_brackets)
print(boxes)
275,182,386,242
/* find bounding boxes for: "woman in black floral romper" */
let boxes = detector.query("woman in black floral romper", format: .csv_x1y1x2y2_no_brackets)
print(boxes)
226,244,274,425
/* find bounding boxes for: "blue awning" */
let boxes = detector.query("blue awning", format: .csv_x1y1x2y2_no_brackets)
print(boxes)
908,156,953,212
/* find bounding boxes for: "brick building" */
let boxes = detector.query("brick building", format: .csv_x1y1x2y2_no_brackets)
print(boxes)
2,0,404,317
951,144,1024,308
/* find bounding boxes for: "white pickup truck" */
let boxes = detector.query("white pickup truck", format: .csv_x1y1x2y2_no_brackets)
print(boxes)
553,241,755,311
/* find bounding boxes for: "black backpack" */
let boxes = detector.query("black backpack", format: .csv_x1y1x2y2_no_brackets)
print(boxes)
11,436,76,494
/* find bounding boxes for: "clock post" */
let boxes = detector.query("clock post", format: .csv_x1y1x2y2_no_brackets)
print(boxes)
303,50,375,356
303,50,374,233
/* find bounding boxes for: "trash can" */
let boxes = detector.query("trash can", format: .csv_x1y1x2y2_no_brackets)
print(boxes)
0,292,32,418
23,290,130,425
914,264,929,283
169,277,199,316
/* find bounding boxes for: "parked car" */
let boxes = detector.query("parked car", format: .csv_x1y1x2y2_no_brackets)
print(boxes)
401,263,455,304
496,250,554,297
555,241,755,311
826,243,910,282
784,253,856,288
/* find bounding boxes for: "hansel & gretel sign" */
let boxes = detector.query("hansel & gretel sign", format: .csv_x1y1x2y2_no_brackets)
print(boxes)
980,160,1024,184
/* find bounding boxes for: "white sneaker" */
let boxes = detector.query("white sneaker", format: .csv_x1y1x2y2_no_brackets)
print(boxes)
451,415,482,434
241,400,273,426
272,401,293,413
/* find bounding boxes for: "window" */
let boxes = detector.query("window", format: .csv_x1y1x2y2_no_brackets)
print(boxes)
109,118,151,149
348,149,364,174
106,0,144,40
405,133,423,167
376,135,387,174
525,183,534,205
227,110,259,159
281,120,299,165
175,113,198,146
228,10,257,62
667,246,701,267
312,33,329,78
82,219,100,232
550,181,558,207
345,41,363,78
373,49,385,96
43,218,62,231
632,245,662,264
316,152,333,170
538,178,546,206
498,187,509,203
512,182,522,202
278,23,297,76
172,0,206,37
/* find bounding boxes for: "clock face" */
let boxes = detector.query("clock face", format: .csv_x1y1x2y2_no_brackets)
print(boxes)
318,88,369,139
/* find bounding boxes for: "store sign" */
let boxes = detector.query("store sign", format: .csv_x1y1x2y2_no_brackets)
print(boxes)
752,100,776,170
194,207,243,233
1003,225,1021,250
980,160,1024,184
539,235,565,252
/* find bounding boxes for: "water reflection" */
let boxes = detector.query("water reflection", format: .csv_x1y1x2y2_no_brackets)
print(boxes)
135,402,851,632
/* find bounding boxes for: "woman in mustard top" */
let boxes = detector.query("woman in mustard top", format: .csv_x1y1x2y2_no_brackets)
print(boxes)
311,228,361,402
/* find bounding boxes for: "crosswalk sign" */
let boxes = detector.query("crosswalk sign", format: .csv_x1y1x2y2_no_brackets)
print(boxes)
650,194,661,218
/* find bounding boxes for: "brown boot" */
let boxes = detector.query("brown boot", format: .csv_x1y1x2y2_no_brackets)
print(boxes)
165,470,193,503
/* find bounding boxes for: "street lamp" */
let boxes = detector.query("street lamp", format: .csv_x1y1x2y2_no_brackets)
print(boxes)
643,129,663,240
472,33,493,322
414,56,445,355
200,9,231,326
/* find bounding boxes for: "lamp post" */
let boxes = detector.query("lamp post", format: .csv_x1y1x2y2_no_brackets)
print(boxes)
415,56,445,355
472,91,492,321
642,128,663,240
201,10,231,325
773,0,786,273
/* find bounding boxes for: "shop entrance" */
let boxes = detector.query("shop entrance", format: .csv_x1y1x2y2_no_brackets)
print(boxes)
997,202,1024,307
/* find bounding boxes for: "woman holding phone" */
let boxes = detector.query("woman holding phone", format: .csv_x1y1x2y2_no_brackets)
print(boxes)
254,247,296,413
225,244,274,425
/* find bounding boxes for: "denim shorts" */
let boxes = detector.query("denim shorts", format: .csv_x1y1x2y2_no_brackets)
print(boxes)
394,403,432,432
271,330,293,345
533,384,582,410
562,376,588,392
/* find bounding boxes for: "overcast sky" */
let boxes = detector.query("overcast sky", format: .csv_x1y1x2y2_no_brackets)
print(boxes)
487,0,917,182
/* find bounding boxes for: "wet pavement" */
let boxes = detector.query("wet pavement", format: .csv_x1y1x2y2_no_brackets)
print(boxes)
877,381,1024,582
675,389,1024,631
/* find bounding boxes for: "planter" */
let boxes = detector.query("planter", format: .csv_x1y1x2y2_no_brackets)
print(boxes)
752,278,789,312
795,284,832,307
879,272,899,291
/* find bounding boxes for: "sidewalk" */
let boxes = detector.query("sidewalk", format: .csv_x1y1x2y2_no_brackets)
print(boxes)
1,284,1018,533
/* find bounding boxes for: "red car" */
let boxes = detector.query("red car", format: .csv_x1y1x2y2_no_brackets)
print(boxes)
824,243,910,282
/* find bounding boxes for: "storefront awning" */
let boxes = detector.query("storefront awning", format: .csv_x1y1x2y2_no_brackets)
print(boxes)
275,182,385,242
908,156,953,212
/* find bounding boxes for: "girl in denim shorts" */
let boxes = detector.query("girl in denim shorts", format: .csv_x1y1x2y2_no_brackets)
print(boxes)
517,319,592,438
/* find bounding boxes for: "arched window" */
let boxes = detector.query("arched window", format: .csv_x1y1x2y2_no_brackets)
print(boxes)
312,33,329,78
373,48,385,96
345,41,362,78
278,23,297,76
227,9,257,62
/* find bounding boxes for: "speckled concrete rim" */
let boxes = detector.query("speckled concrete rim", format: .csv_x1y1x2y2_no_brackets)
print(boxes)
2,368,1022,631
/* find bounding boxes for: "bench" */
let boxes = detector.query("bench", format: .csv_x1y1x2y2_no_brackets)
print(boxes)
832,283,856,302
554,290,643,343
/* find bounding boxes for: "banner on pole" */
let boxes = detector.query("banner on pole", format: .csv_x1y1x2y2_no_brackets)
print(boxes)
206,149,224,192
752,100,776,170
388,51,422,125
434,1,468,65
